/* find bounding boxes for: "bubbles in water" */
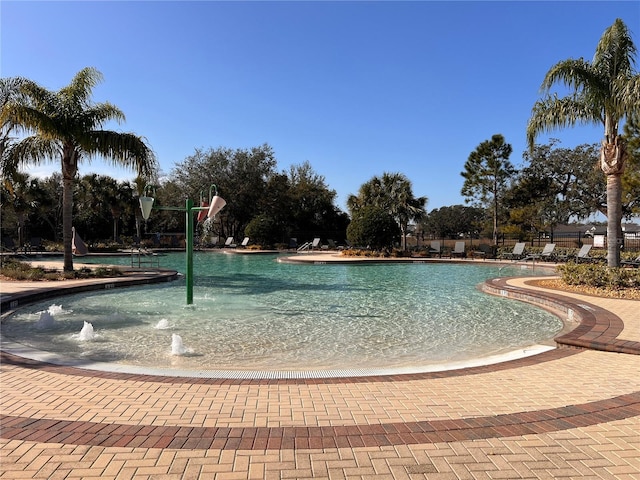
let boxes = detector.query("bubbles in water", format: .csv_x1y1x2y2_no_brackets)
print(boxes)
171,334,192,355
77,321,95,341
35,311,56,329
47,304,64,315
155,319,171,329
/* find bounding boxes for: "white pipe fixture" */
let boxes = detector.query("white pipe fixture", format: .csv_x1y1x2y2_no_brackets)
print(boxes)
207,195,226,218
139,196,155,220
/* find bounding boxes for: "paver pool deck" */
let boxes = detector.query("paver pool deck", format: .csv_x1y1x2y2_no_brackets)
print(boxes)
0,253,638,479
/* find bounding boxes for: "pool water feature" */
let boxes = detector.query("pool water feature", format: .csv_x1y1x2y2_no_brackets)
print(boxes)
2,252,562,375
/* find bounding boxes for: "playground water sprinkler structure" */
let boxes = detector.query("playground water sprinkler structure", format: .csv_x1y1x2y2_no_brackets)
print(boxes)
139,185,226,304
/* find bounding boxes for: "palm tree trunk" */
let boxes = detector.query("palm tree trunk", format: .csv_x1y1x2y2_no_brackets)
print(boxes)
601,135,626,268
62,176,74,272
606,173,622,267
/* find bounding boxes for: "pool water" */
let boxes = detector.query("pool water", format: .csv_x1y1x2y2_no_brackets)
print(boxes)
2,252,561,373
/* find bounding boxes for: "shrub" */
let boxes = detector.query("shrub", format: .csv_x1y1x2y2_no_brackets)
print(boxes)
557,262,640,289
346,206,400,250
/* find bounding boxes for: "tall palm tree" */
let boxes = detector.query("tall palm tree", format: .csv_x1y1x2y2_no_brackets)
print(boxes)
381,173,427,250
0,67,157,271
347,172,427,250
527,19,640,267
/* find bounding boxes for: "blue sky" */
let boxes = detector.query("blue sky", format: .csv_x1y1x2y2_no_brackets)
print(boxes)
1,1,638,212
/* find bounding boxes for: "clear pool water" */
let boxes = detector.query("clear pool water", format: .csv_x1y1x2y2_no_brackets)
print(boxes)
2,252,561,373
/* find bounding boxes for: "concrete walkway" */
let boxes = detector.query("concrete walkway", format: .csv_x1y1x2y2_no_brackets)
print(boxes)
1,256,638,479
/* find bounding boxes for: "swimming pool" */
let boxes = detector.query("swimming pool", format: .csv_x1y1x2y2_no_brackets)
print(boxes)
2,252,561,376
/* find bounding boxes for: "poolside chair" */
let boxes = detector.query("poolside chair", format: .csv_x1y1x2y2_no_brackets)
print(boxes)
428,241,442,257
525,243,556,262
239,237,250,248
470,244,493,260
311,237,321,251
575,244,597,263
28,237,44,253
451,241,466,258
224,236,236,248
621,255,640,268
501,242,526,260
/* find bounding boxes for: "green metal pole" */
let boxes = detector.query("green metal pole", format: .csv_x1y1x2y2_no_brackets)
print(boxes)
186,198,194,305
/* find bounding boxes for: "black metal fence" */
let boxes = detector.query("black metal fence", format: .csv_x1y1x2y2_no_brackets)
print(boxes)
497,233,640,252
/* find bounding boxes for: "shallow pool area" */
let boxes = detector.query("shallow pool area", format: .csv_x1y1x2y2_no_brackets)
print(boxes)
1,252,562,375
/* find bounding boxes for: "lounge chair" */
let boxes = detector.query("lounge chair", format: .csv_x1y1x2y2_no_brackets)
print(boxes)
525,243,556,262
224,236,236,248
575,244,598,263
28,237,44,253
621,255,640,268
501,242,526,260
311,237,321,251
239,237,250,248
451,241,466,258
470,244,493,260
428,241,441,257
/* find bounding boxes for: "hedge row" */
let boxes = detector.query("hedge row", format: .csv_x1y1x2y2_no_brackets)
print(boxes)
556,262,640,289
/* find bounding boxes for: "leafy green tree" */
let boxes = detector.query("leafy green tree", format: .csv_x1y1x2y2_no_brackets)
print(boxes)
29,174,63,242
461,134,515,244
244,214,280,246
347,172,427,250
422,205,486,239
527,18,640,267
346,205,400,250
0,67,157,270
171,145,277,239
0,171,34,248
286,161,348,242
254,173,295,245
513,141,603,225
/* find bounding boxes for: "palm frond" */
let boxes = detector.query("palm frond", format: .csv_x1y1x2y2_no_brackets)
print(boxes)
594,18,637,78
527,95,602,148
58,67,103,109
82,130,156,177
540,58,603,93
1,136,60,173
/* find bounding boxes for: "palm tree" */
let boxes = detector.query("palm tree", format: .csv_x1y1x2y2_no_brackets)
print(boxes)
347,172,427,250
381,173,427,250
527,19,640,267
0,67,157,271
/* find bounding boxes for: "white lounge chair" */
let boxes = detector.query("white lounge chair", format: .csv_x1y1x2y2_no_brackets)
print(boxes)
451,241,465,258
501,242,526,260
575,244,601,263
525,243,555,261
429,241,441,257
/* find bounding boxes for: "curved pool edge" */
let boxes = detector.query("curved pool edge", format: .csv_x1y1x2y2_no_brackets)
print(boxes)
4,265,636,380
0,337,555,379
0,268,179,317
483,277,640,355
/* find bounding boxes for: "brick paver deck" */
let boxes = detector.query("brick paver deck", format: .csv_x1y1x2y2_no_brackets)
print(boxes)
1,256,638,479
